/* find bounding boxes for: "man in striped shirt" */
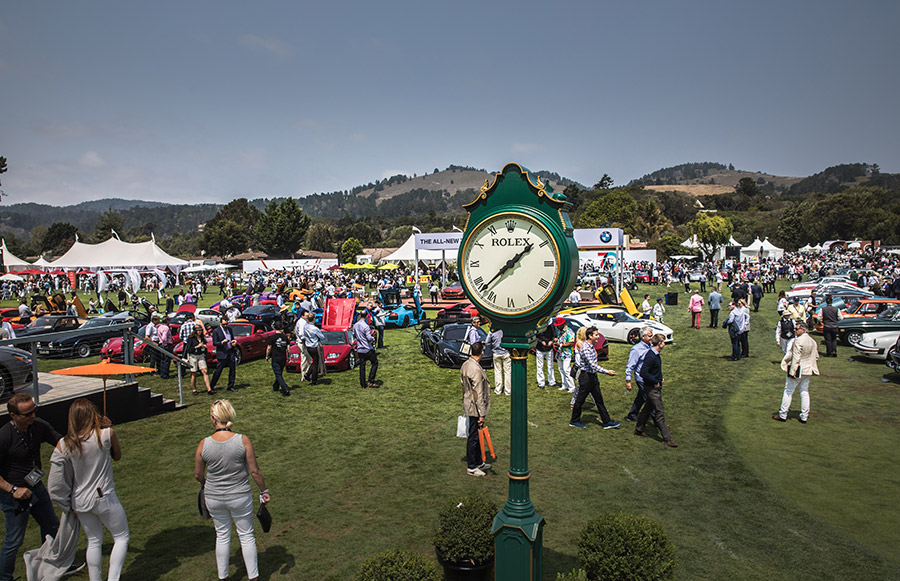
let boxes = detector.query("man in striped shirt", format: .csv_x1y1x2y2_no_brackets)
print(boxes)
570,326,620,429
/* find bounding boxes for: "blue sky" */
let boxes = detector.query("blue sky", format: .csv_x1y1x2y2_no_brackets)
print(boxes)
2,1,898,206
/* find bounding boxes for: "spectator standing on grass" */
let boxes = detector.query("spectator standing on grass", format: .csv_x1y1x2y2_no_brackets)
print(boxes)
751,281,764,312
820,295,843,357
302,311,324,385
688,289,704,329
724,302,743,361
641,295,652,318
56,399,128,581
739,299,751,358
157,315,173,379
652,298,666,324
186,326,214,396
372,299,386,349
195,400,269,581
353,308,379,388
144,313,160,374
209,323,238,393
535,320,560,389
708,286,723,328
775,311,796,355
429,282,439,305
635,334,678,447
293,308,311,381
556,322,576,395
774,322,819,424
485,322,511,396
266,321,291,397
623,326,654,422
569,326,619,430
461,342,491,477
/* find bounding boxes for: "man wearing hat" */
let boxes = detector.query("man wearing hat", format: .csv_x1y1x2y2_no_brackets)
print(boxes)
534,319,561,389
775,311,796,355
785,296,807,322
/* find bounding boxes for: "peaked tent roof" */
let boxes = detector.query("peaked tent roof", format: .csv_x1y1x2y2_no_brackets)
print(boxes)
1,239,31,269
33,256,53,267
742,238,764,251
47,238,189,270
379,234,448,264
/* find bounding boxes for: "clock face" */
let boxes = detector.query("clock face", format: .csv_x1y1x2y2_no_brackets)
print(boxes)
461,212,561,316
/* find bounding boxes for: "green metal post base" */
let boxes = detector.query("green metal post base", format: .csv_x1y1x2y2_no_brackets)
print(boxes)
493,509,545,580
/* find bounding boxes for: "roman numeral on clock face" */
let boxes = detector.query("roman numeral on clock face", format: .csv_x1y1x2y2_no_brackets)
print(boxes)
469,260,479,268
539,240,549,248
487,291,497,303
473,276,484,287
544,261,554,267
507,297,515,308
487,224,498,236
539,278,550,289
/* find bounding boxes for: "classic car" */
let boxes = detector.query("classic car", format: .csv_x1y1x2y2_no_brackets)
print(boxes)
633,271,651,284
565,307,674,344
433,303,479,328
840,306,900,345
440,282,467,301
101,324,159,363
35,311,140,358
238,304,283,330
850,329,900,361
0,308,28,329
173,322,275,367
0,346,34,401
786,282,870,301
380,289,424,328
287,298,359,372
885,335,900,372
16,315,84,338
420,323,493,369
560,316,609,361
813,298,900,333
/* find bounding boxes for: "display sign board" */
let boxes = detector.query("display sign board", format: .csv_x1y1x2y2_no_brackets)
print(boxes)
414,233,462,251
573,228,624,248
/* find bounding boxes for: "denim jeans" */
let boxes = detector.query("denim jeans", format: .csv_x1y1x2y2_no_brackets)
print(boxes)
0,482,59,581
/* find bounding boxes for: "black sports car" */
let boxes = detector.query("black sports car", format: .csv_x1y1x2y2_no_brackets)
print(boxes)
239,305,283,330
0,346,33,401
35,311,140,358
420,323,493,369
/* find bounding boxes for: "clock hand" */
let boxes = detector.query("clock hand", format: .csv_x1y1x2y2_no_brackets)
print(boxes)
480,242,534,292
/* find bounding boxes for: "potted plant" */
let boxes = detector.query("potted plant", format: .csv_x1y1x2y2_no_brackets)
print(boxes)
356,549,440,581
432,494,497,580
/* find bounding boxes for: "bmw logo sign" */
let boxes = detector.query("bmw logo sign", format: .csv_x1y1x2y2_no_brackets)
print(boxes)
600,231,612,243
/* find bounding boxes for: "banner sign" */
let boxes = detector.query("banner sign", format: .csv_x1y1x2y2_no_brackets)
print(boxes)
573,228,624,248
414,233,462,251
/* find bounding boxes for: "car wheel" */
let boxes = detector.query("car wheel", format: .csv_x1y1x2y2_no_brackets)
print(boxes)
348,351,357,370
76,343,92,358
846,330,863,345
233,349,243,366
403,316,409,327
627,329,641,344
420,338,427,354
0,368,9,402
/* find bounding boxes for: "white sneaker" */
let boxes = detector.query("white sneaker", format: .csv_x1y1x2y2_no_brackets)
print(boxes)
467,467,486,477
494,389,502,394
478,462,492,471
558,386,568,391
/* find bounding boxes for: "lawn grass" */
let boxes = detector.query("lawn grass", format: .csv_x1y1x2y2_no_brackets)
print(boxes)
10,283,900,579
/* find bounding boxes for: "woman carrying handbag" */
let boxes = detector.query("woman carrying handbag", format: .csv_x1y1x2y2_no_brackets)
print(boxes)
195,400,270,581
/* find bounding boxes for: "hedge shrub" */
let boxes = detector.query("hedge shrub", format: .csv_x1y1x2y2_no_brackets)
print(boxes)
577,513,676,580
356,549,440,581
432,493,498,565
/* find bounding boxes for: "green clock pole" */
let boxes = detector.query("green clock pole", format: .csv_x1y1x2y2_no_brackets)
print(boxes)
492,340,544,580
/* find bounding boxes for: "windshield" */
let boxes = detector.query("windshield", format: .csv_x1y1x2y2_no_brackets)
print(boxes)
322,331,348,346
875,306,900,320
81,318,112,329
28,317,54,330
442,326,484,342
229,325,252,338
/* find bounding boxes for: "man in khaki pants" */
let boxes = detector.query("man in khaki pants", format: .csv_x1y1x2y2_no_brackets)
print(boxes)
774,322,819,424
461,342,491,477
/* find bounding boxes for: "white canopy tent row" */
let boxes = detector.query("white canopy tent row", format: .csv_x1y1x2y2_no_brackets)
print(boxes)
739,237,784,261
682,235,743,261
47,237,189,272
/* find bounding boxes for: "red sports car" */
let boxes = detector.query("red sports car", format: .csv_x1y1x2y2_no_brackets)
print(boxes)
173,322,275,366
440,282,467,301
287,298,358,372
101,324,160,363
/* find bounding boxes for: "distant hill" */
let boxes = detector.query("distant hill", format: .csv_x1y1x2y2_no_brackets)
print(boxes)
631,162,803,196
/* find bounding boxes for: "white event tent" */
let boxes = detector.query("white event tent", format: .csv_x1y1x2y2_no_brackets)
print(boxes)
379,234,448,265
682,235,742,261
740,237,784,261
46,237,189,273
1,239,31,271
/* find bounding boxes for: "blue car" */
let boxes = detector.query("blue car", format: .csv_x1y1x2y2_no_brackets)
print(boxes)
380,289,424,328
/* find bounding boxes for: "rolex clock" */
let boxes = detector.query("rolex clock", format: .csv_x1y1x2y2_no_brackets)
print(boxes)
460,212,560,316
458,163,578,334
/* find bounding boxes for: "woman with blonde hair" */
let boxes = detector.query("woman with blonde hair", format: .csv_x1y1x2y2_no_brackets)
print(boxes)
195,400,270,581
57,398,128,581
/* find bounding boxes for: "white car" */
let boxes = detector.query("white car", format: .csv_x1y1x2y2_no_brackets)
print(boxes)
567,307,674,344
850,329,900,361
688,270,706,282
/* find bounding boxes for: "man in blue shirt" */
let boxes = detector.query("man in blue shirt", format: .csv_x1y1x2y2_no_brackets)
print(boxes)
635,334,677,447
708,286,723,328
623,326,653,422
353,305,379,388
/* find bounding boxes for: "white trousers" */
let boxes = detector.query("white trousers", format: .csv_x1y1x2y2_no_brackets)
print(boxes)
779,375,810,421
493,352,512,395
206,493,258,580
535,350,556,387
76,492,130,581
558,355,574,392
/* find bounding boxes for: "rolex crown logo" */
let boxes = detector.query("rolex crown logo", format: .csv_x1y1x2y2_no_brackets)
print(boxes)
505,219,516,233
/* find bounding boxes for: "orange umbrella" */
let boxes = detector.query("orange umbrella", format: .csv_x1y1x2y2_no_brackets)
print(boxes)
51,360,156,415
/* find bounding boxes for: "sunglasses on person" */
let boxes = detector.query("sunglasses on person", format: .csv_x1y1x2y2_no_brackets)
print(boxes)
15,409,36,417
